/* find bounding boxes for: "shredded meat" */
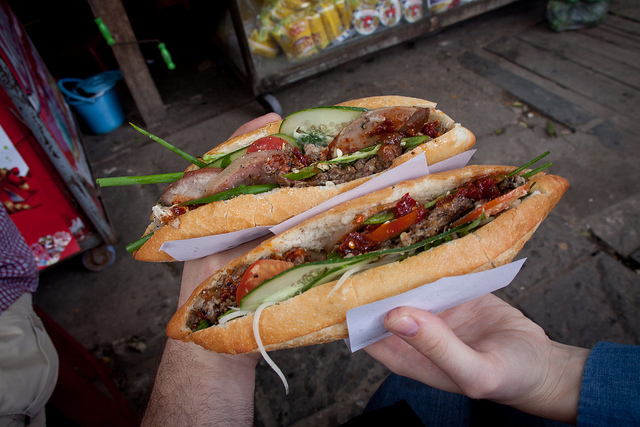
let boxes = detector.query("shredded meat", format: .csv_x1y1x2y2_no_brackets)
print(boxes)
186,264,248,330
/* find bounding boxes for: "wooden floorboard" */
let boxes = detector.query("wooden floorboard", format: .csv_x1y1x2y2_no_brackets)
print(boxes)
516,26,640,91
460,49,636,152
484,36,639,120
460,2,640,152
582,24,640,54
601,13,640,38
609,0,640,22
523,27,640,71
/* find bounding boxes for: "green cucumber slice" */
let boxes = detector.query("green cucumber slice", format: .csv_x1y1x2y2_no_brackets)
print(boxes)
279,106,368,146
238,255,377,310
270,133,302,150
203,146,248,168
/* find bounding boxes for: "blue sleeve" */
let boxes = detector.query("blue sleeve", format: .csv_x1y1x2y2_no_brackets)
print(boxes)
578,341,640,426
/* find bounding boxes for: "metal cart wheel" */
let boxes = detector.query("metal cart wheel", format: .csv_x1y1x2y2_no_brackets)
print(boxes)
257,93,283,116
81,244,116,272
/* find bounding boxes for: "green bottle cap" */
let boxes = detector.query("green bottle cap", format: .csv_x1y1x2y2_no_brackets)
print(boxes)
95,18,115,46
157,43,176,70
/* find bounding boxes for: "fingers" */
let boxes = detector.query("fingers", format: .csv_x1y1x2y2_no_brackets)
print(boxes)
228,113,282,139
365,326,464,394
384,306,485,392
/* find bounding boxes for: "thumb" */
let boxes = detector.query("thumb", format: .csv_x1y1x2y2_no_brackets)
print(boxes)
384,307,482,385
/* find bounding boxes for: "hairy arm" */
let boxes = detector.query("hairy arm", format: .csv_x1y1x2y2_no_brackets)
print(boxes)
142,239,267,426
142,114,281,426
142,340,258,426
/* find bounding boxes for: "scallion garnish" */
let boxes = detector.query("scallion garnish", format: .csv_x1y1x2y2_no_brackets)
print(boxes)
507,151,550,177
96,172,184,187
282,144,381,180
126,233,153,253
522,162,552,178
362,211,395,225
401,135,430,150
179,184,278,206
130,123,207,168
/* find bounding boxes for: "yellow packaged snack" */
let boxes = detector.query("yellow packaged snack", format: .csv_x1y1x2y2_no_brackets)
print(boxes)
271,23,295,58
315,2,345,42
307,11,330,49
284,12,319,59
249,29,279,58
333,0,354,30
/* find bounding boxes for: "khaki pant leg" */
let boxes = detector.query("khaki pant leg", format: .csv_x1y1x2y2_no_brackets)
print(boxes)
0,294,59,424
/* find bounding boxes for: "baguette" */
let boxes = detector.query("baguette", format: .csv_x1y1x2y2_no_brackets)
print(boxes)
133,96,476,262
167,165,569,354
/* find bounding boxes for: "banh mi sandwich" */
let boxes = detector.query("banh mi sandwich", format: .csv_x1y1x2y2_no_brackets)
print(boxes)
167,154,568,356
98,96,475,262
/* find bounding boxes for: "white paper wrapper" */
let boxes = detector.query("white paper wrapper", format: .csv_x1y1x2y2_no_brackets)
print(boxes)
160,226,272,262
160,150,475,261
344,258,526,352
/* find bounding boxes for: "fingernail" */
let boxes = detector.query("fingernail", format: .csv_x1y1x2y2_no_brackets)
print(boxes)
388,315,419,337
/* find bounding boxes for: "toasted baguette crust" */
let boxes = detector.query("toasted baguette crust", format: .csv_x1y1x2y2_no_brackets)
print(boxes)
134,96,475,262
166,166,569,354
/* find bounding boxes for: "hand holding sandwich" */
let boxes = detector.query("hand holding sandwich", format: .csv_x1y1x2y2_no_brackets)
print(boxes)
365,294,591,424
142,115,281,427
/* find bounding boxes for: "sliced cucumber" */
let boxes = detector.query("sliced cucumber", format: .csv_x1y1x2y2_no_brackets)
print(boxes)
203,146,248,168
279,106,368,146
270,133,302,150
238,254,377,310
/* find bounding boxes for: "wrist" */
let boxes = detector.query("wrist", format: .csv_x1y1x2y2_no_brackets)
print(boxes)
520,342,590,424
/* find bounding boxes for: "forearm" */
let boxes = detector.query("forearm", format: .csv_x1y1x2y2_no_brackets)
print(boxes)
142,339,258,426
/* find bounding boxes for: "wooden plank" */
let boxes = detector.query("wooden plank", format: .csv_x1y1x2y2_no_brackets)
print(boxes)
608,0,640,22
88,0,167,126
485,37,640,120
600,14,640,41
582,24,640,54
521,25,640,71
459,49,639,152
460,50,596,129
516,26,640,90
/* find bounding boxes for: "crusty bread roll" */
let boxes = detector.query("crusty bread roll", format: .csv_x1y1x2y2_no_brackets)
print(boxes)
166,165,569,354
133,96,476,262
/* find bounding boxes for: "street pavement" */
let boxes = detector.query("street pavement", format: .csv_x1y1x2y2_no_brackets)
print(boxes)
35,0,639,425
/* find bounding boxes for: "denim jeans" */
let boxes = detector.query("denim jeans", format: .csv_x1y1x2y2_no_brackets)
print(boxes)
358,374,570,427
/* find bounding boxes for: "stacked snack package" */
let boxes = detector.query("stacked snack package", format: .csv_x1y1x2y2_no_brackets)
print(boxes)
249,0,427,60
428,0,477,14
427,0,452,14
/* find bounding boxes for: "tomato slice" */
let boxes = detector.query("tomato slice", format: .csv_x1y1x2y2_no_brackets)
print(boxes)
236,259,294,303
246,136,288,153
365,209,422,244
453,182,531,227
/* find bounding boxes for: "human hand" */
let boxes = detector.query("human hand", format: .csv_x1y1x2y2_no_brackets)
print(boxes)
365,294,589,424
178,112,281,304
228,112,282,140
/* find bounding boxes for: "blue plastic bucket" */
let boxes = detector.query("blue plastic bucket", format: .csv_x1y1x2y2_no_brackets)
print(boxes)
58,71,125,135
